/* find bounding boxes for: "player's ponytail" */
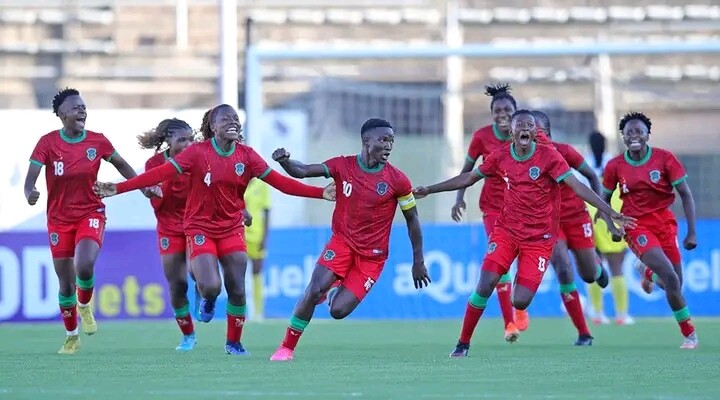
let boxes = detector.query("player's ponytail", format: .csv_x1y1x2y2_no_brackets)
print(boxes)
137,118,193,151
200,107,215,141
484,83,517,110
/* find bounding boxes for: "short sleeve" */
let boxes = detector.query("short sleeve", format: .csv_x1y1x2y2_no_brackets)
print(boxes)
546,149,572,182
100,135,118,162
321,156,343,179
29,136,49,167
466,132,484,163
562,144,586,170
393,170,416,211
602,160,618,194
665,151,687,187
476,149,499,178
247,147,271,179
169,144,197,173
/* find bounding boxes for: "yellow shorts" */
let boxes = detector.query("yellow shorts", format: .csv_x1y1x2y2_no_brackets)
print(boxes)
246,241,266,260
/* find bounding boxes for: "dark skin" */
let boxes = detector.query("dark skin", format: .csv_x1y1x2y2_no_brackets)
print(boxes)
272,127,430,320
414,114,636,310
452,97,515,222
23,94,146,299
603,119,697,307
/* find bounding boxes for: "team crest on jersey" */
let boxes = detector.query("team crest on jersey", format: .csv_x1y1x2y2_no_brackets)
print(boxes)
487,242,497,253
194,235,205,246
376,182,388,195
49,232,59,246
234,163,245,176
86,148,97,161
529,166,541,180
323,249,335,261
649,170,661,183
637,234,648,247
160,237,170,250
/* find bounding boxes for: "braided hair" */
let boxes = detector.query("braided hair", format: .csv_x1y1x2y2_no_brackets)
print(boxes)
137,118,193,152
484,83,517,110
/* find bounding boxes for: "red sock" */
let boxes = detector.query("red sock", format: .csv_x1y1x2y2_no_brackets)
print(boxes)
643,267,654,282
77,287,94,305
282,327,304,350
226,313,246,343
459,302,485,344
176,314,194,335
496,282,514,327
679,319,695,337
562,290,591,336
60,305,78,333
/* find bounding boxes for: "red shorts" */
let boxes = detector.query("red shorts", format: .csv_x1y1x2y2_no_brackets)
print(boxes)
157,233,187,256
558,213,596,250
482,227,555,293
186,233,246,259
47,213,106,258
482,213,500,238
317,235,386,301
625,209,681,265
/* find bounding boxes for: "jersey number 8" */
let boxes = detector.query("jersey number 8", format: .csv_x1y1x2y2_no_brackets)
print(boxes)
342,181,352,197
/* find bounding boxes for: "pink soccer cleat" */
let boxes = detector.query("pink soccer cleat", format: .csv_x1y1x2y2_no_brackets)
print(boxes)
270,346,294,361
680,333,698,350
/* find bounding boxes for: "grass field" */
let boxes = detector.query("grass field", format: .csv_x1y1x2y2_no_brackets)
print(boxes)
1,318,718,400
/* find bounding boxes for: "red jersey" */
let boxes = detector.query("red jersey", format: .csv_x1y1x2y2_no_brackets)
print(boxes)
602,146,687,218
145,150,191,236
322,154,415,258
476,142,572,242
169,139,271,238
29,129,116,225
552,142,590,222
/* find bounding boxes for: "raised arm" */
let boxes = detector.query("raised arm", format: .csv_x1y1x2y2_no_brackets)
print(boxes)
272,148,328,179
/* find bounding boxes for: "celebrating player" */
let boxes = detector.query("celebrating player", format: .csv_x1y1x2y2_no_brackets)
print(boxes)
268,118,431,361
138,118,199,351
94,104,335,355
412,110,635,357
243,178,271,320
601,112,698,349
24,87,150,354
530,110,611,346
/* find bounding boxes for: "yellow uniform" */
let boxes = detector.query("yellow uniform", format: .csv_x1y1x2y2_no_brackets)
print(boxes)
244,178,271,260
585,188,627,254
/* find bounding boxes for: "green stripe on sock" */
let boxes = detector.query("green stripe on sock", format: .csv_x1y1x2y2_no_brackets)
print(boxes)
468,292,488,309
289,316,310,332
594,265,603,281
58,293,77,307
559,283,577,294
651,273,659,283
498,273,512,284
173,304,190,318
673,307,691,322
76,276,95,289
226,303,246,317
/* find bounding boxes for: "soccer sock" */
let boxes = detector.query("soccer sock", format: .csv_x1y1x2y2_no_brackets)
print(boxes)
587,283,603,316
76,276,94,306
59,293,78,335
173,304,195,335
252,274,264,318
643,267,659,283
594,265,603,281
611,276,629,316
496,273,514,327
226,303,246,343
560,283,590,336
459,292,488,344
282,315,310,350
673,307,695,337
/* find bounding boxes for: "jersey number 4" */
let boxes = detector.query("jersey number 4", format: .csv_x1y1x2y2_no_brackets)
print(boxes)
204,172,212,186
342,181,352,197
53,161,64,176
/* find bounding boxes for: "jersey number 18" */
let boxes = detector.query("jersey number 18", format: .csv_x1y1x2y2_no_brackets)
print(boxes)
53,161,64,176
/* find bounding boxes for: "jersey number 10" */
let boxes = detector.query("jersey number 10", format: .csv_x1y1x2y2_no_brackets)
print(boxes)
342,181,352,197
53,161,64,176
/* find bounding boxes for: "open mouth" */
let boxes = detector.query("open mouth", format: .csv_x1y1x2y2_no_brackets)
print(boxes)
628,139,643,150
518,132,531,145
226,125,240,137
76,116,86,126
380,152,390,161
497,116,510,127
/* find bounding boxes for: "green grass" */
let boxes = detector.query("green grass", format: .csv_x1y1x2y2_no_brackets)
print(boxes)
0,318,718,400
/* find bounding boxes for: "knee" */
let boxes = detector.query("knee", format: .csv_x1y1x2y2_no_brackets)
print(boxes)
329,303,350,320
512,297,531,310
198,281,222,298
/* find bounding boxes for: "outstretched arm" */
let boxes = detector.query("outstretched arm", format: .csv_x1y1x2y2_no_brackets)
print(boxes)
564,175,635,228
272,148,328,179
415,171,483,199
96,162,179,198
401,204,431,289
261,169,333,200
675,181,697,250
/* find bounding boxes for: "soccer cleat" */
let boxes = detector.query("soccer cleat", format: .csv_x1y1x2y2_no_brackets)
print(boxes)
175,333,197,352
596,266,610,289
514,309,529,331
78,305,98,335
58,335,80,354
574,334,594,346
504,322,520,343
590,312,611,325
270,346,294,361
449,342,470,357
225,341,250,355
198,298,215,323
615,315,635,325
680,333,698,349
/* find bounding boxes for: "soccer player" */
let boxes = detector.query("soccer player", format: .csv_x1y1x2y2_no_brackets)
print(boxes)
412,110,635,357
268,118,431,361
530,110,611,346
24,87,151,354
94,104,335,355
138,118,199,351
243,178,271,320
601,112,698,349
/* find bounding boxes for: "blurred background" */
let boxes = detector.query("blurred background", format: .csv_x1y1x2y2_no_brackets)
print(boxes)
1,0,718,324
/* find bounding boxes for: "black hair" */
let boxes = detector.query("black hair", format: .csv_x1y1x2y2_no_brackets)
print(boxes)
200,104,234,140
511,109,534,120
589,131,606,169
52,87,80,116
137,118,193,151
529,110,551,134
360,118,393,136
484,83,517,111
619,111,652,133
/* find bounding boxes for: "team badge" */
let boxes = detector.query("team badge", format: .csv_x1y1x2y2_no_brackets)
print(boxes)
160,237,170,250
487,242,497,253
323,249,335,261
529,166,541,180
637,234,648,247
234,163,245,176
86,148,97,161
649,170,661,184
49,232,59,246
376,182,388,195
194,235,205,246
